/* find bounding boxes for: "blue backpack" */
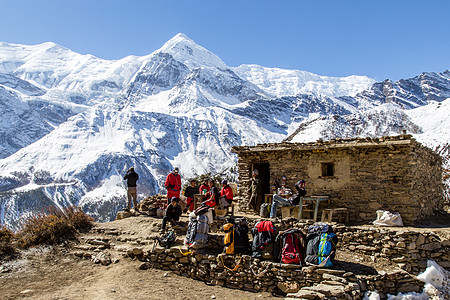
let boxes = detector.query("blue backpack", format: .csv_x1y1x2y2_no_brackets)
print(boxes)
305,224,338,267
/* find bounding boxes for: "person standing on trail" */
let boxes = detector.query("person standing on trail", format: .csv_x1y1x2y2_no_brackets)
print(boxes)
165,167,181,203
123,167,139,212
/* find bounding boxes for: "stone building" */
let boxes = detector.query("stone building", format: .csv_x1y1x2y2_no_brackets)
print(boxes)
231,134,444,225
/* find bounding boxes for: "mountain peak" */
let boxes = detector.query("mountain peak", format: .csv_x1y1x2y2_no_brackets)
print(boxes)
157,33,226,69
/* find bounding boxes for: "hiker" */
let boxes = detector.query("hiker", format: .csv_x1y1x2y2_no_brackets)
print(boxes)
219,179,233,208
161,197,182,233
247,169,260,212
204,179,220,207
123,167,139,212
269,179,306,218
165,167,181,204
184,179,197,213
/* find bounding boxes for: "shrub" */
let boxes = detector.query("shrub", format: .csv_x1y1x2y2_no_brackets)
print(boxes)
17,206,93,249
64,206,94,232
0,223,16,257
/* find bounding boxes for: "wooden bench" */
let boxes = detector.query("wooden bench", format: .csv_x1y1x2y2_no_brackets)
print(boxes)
321,208,349,224
281,205,314,219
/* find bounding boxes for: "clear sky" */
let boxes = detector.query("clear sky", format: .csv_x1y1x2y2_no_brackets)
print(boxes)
1,0,449,81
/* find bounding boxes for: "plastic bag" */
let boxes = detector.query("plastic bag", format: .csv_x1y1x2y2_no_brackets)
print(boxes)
373,210,403,227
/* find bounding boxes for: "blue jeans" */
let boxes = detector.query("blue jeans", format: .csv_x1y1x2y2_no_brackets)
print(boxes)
270,194,292,218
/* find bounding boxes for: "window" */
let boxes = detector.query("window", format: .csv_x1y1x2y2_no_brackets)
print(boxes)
321,163,334,177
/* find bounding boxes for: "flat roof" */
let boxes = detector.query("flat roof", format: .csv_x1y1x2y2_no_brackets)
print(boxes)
232,134,415,154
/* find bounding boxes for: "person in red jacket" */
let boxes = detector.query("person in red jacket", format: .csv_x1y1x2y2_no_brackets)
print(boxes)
199,178,211,201
220,180,233,207
165,167,181,203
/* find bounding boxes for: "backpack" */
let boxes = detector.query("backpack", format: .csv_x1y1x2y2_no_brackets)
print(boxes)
223,223,235,254
234,218,250,254
186,213,209,249
251,220,277,259
305,224,338,267
275,229,306,266
185,215,198,245
156,230,176,248
223,218,250,255
194,205,209,216
260,203,270,218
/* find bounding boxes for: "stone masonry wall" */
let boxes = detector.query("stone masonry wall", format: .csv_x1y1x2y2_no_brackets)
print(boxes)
78,219,449,299
234,137,444,225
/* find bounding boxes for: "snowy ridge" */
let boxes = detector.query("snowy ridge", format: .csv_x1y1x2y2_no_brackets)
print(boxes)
0,33,449,227
235,64,375,98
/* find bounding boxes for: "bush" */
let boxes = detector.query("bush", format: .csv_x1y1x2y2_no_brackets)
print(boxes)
0,223,16,257
17,206,93,249
64,206,94,232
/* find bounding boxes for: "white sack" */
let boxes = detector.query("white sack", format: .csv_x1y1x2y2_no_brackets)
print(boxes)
373,210,404,227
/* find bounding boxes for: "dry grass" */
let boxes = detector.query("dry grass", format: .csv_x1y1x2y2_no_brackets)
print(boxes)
16,206,93,249
0,223,16,258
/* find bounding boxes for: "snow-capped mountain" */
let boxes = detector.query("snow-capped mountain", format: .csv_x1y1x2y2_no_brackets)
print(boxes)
0,33,448,228
235,64,375,98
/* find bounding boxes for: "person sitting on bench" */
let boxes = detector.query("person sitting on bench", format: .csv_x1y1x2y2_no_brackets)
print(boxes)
219,179,233,208
269,179,306,218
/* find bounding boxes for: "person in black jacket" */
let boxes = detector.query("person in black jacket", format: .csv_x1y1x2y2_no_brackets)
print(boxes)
123,167,139,212
269,179,306,218
161,197,182,233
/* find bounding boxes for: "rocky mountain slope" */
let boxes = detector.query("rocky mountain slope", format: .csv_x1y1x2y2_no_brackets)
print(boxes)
0,33,448,227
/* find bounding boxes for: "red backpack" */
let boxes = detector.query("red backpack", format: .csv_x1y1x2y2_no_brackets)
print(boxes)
276,229,306,266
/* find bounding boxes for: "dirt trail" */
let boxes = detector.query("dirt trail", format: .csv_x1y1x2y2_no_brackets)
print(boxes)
1,211,449,300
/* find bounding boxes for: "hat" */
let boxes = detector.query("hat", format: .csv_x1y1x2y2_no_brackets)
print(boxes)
253,169,259,176
221,179,228,185
171,197,180,203
173,167,179,173
298,179,305,185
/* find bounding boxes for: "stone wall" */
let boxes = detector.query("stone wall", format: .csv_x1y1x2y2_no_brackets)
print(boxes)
337,226,450,274
233,135,444,225
77,218,449,299
132,246,424,299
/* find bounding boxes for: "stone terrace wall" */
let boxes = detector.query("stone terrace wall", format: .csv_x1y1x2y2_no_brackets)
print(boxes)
233,136,444,225
133,249,424,299
78,219,449,299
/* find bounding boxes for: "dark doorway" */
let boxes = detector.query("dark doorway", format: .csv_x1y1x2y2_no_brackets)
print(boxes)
252,163,270,212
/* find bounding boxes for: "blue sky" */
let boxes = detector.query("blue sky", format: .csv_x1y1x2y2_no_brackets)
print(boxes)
1,0,449,81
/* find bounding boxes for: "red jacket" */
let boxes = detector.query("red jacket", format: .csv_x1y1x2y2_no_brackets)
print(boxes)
220,185,233,203
199,184,210,194
165,172,181,198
